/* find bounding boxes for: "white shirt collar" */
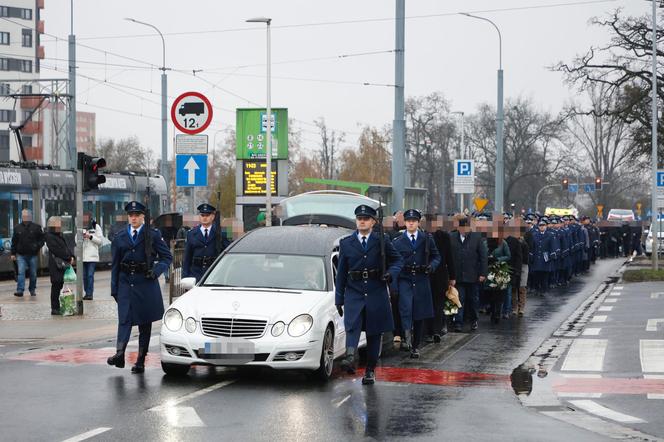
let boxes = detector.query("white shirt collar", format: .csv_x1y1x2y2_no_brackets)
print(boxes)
130,224,143,235
356,232,370,243
200,225,213,236
406,230,418,241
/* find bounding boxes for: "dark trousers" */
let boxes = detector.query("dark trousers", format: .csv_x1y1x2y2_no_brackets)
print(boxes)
424,289,446,336
365,333,382,369
50,280,63,311
412,319,425,349
117,322,152,351
533,271,549,292
390,292,402,338
488,290,504,320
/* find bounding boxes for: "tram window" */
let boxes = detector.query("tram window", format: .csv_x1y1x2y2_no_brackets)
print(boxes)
0,198,9,238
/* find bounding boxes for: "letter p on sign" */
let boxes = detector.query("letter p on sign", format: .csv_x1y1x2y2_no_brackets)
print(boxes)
457,161,472,176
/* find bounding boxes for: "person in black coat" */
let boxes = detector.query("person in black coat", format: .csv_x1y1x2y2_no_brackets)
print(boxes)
45,217,75,315
425,215,456,341
505,228,523,316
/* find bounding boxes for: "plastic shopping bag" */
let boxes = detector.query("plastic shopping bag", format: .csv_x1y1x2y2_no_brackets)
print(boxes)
59,285,77,316
63,265,77,283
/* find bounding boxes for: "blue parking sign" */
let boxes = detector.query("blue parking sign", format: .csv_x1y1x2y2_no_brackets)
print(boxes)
657,171,664,187
456,160,473,177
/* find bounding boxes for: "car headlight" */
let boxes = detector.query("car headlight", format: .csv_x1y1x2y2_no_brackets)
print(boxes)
185,317,197,333
271,321,285,337
288,314,313,337
164,309,183,332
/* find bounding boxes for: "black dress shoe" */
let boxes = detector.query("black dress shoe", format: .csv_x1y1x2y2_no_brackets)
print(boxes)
424,335,434,344
362,368,376,385
453,325,463,333
82,295,93,300
107,351,125,368
51,309,61,315
340,354,355,374
14,292,23,297
410,348,420,359
433,334,442,343
471,321,478,331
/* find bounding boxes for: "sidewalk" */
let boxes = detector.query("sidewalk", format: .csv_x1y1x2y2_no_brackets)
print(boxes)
0,269,166,346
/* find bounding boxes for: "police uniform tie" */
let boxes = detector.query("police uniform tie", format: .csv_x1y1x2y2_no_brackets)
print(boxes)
411,234,416,247
204,228,208,242
132,229,137,242
361,236,367,250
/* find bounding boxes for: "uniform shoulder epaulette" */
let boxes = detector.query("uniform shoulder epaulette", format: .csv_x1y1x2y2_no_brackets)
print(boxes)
340,234,355,244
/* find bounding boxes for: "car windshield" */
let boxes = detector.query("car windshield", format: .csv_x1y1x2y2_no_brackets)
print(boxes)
203,253,327,291
609,210,634,217
281,193,377,220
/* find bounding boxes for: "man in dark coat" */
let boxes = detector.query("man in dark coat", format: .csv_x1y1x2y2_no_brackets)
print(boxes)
108,201,172,373
182,203,231,282
335,205,403,385
387,211,405,344
425,216,456,342
449,216,488,332
45,217,74,315
10,209,45,297
530,219,555,295
391,209,441,358
505,227,523,315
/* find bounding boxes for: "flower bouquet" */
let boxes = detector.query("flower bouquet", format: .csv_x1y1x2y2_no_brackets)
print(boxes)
443,285,462,316
486,261,511,290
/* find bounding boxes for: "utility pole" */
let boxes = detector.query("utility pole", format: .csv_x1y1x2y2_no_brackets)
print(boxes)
69,0,83,314
392,0,406,213
651,0,659,270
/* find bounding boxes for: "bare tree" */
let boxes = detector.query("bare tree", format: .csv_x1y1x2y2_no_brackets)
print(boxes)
96,136,155,172
314,118,345,180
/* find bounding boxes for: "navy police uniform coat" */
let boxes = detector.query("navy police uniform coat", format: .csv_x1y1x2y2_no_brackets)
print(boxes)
111,225,173,326
391,231,441,328
530,228,554,272
335,231,403,336
182,225,230,281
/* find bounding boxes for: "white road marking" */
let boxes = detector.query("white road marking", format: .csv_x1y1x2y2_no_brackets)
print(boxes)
608,291,621,296
598,306,613,312
640,340,664,373
569,400,646,424
561,339,607,372
149,380,236,411
604,298,618,303
652,292,663,299
558,392,602,398
591,315,607,323
163,406,205,427
582,328,601,336
61,427,112,442
646,319,664,332
560,374,602,378
644,375,664,399
333,394,351,408
613,286,624,290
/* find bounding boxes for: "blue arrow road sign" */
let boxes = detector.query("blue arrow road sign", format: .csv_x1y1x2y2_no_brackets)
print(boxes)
584,183,596,193
176,154,207,187
568,184,578,193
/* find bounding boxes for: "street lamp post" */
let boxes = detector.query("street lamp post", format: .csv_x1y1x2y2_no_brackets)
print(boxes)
125,18,169,210
461,13,504,213
452,111,465,212
246,17,273,226
650,0,660,270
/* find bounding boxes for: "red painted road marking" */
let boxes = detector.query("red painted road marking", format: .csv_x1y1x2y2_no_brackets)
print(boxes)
10,348,161,368
554,377,664,395
373,366,511,388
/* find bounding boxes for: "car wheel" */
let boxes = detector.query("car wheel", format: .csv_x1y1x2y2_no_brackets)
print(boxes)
161,361,190,376
314,325,335,381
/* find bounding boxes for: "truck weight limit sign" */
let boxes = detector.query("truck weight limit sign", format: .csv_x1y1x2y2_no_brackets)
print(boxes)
171,91,213,135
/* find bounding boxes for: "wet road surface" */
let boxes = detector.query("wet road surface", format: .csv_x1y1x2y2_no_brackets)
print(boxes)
0,259,631,441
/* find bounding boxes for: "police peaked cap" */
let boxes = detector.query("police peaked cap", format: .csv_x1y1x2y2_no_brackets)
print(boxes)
197,203,216,214
403,209,422,221
125,201,146,214
354,205,378,220
538,219,548,226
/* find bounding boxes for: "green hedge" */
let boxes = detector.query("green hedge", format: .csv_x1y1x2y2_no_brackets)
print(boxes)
623,269,664,282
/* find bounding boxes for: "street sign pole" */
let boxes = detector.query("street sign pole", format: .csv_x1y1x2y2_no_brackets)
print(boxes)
652,0,659,270
265,20,273,227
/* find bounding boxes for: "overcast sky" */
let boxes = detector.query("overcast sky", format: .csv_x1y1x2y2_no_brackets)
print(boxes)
42,0,648,159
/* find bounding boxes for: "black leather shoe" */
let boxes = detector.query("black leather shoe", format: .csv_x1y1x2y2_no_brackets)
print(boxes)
424,335,434,344
14,292,23,297
340,354,355,374
82,295,93,300
362,368,376,385
107,351,125,368
471,321,478,331
410,348,420,359
131,347,148,374
433,334,442,343
453,325,463,333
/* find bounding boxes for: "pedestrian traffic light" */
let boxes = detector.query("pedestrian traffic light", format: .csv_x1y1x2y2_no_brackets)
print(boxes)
595,177,602,190
78,153,106,192
562,178,569,190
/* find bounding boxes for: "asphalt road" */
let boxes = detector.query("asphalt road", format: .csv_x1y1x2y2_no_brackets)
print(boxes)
1,258,642,442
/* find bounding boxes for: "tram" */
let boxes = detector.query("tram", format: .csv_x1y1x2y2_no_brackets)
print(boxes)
0,164,168,273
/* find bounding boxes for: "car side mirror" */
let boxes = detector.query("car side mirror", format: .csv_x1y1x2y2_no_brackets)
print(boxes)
181,277,197,291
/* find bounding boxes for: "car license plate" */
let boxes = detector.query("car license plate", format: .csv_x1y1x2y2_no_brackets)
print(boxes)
199,339,255,361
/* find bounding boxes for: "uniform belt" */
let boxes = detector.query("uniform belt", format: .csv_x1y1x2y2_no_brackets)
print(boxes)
403,265,428,274
192,256,216,267
120,261,148,274
348,269,380,281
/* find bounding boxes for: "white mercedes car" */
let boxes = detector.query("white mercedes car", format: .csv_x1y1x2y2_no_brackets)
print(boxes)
160,223,368,380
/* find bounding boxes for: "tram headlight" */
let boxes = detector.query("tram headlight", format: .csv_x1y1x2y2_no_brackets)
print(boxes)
164,309,183,332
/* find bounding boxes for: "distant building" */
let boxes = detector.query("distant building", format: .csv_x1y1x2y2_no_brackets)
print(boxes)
0,0,45,162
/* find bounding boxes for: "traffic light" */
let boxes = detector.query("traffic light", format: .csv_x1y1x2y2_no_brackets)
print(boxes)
562,178,569,190
595,177,602,190
78,153,106,192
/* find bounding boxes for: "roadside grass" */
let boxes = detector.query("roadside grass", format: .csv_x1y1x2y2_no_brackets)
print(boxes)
623,268,664,282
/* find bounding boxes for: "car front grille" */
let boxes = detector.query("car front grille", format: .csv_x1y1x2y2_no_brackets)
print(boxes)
201,317,267,339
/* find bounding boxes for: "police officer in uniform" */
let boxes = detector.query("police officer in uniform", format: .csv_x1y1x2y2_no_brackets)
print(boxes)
530,218,554,295
182,203,230,282
391,209,441,358
107,201,173,373
335,205,403,385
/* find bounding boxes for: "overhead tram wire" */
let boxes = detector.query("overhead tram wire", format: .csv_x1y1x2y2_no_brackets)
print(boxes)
46,0,618,42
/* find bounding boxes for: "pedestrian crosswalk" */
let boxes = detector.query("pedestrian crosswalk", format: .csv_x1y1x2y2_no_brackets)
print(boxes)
561,339,607,372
